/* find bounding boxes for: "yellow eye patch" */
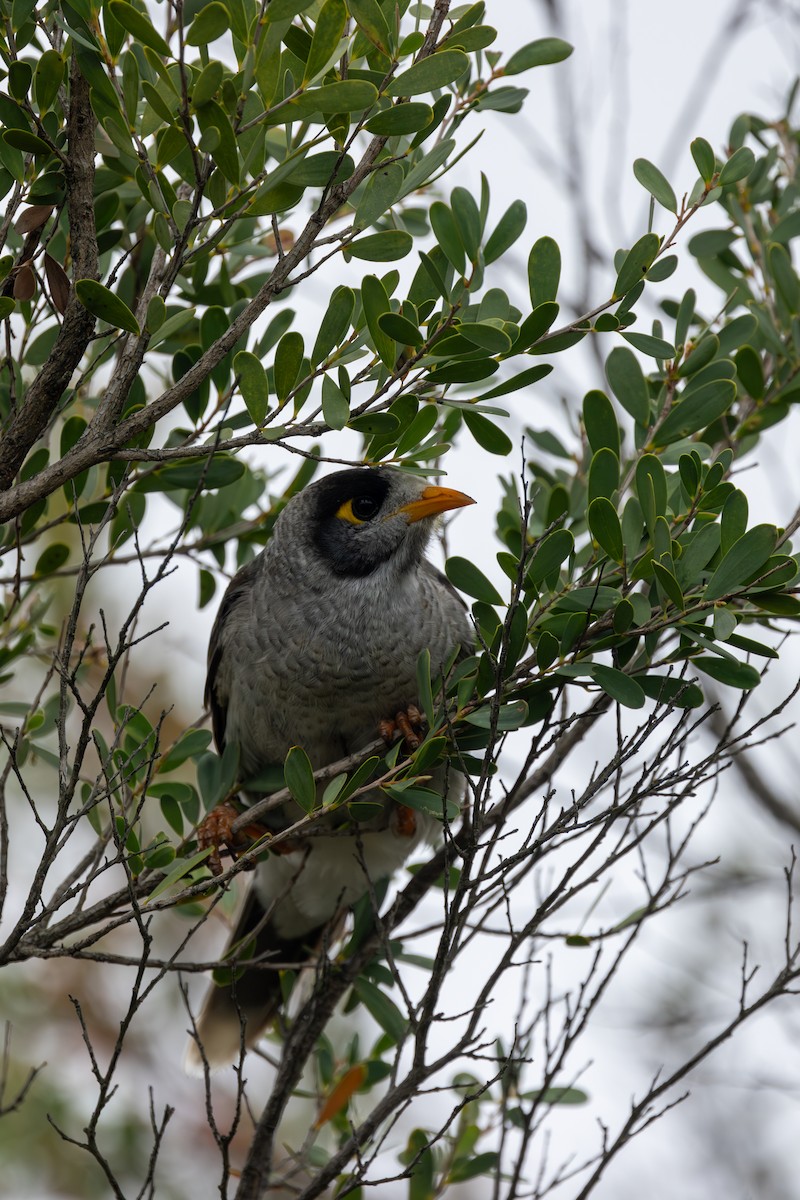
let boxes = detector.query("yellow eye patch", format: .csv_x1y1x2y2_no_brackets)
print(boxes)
335,498,365,525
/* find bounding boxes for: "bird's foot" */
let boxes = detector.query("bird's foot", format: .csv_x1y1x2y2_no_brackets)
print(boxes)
196,801,269,877
392,803,417,838
379,703,426,752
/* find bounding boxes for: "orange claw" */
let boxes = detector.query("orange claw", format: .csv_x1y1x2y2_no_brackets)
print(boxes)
392,803,417,839
196,801,268,877
379,704,426,752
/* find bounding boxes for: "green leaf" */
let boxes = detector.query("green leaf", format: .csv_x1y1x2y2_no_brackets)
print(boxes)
75,279,140,335
378,312,423,347
718,146,755,186
633,157,677,213
690,136,716,183
475,363,552,401
639,675,703,708
292,80,378,115
348,230,412,261
678,335,720,377
361,274,396,368
354,161,404,230
587,447,619,502
348,0,391,52
273,330,304,402
523,1086,589,1105
451,185,481,261
196,100,239,184
462,409,513,456
652,560,684,609
235,351,270,424
704,524,778,601
735,345,764,399
484,199,527,264
34,543,69,576
3,129,51,156
108,0,171,56
528,236,560,307
687,229,737,259
284,745,316,812
613,233,660,298
653,379,736,446
593,665,645,709
304,0,346,82
321,374,350,429
464,700,528,731
192,60,223,108
266,0,314,17
771,209,800,245
770,243,800,312
311,286,355,365
185,2,229,45
516,302,560,350
159,728,212,772
720,489,749,556
135,456,244,493
446,556,503,604
145,295,166,333
588,497,624,562
416,648,434,728
583,390,620,456
646,255,678,282
448,1153,499,1183
365,102,433,134
386,784,459,822
693,656,760,690
621,332,675,359
400,138,456,197
430,201,465,273
159,793,184,836
605,345,650,425
459,322,512,354
352,977,407,1043
34,49,65,112
504,37,572,74
529,529,574,585
199,569,216,609
386,49,469,96
144,847,214,905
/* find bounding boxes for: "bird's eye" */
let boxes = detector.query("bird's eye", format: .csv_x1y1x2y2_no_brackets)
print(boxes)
336,495,381,525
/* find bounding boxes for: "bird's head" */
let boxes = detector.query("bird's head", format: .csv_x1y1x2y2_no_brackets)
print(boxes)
278,467,474,579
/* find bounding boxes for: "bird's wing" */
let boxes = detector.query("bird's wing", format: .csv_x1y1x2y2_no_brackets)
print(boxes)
205,557,260,752
421,559,475,657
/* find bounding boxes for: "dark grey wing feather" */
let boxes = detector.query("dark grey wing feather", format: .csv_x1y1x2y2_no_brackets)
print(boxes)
205,558,260,752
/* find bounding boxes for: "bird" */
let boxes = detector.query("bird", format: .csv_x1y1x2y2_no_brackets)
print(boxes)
184,465,475,1073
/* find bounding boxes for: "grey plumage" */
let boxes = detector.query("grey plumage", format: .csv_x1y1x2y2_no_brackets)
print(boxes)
185,466,474,1073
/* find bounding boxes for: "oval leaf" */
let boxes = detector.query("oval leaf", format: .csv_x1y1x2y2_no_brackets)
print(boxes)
284,745,316,812
704,524,778,601
593,665,646,709
75,279,140,334
386,50,469,96
588,497,624,562
446,556,503,604
633,157,677,213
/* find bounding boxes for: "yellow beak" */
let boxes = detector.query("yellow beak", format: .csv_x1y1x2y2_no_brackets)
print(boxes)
395,485,476,524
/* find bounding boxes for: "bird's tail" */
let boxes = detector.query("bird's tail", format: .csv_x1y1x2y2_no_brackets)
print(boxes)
184,890,322,1075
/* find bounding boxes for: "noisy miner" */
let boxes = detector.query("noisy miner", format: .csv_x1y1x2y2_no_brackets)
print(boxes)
185,466,475,1073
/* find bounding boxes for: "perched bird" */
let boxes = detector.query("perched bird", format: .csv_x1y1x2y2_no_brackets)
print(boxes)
185,466,475,1072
